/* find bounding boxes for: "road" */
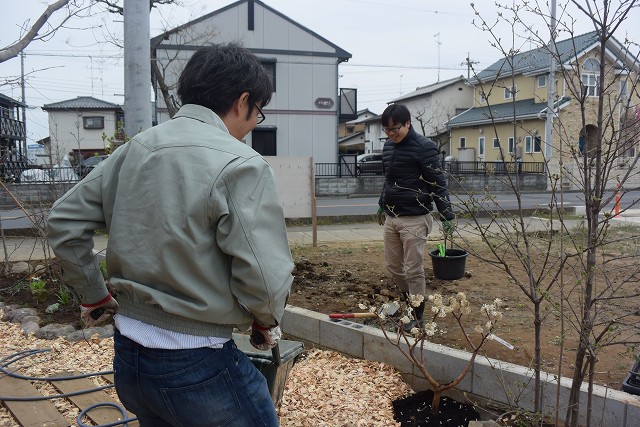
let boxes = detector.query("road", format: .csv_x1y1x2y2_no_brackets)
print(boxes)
316,190,640,217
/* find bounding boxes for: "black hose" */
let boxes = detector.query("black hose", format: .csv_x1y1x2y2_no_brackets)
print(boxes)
0,348,138,426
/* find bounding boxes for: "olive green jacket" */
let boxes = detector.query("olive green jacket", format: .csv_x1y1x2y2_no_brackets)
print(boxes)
47,104,294,338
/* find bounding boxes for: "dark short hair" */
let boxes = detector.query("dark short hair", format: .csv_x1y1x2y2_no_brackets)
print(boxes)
381,104,411,126
177,43,273,118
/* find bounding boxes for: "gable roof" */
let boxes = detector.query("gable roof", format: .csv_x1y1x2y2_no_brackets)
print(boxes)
43,96,122,111
151,0,351,61
447,97,571,127
390,75,470,103
472,31,637,83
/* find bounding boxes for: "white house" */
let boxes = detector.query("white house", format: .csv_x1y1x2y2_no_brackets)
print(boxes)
41,96,124,165
151,0,352,164
389,75,474,156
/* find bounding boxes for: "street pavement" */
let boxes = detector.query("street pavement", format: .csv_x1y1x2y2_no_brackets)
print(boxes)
4,210,640,263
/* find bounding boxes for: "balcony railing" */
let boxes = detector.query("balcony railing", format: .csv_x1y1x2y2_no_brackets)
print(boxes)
0,116,26,139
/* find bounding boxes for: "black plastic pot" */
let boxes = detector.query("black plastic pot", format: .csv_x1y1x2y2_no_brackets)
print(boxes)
429,248,469,280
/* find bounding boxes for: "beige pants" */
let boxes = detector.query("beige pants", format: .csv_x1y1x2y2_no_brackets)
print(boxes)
383,214,433,296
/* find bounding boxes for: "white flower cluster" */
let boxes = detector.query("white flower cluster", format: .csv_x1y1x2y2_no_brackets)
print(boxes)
476,298,504,334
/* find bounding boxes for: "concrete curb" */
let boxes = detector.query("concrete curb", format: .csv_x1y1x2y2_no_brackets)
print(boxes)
282,305,640,427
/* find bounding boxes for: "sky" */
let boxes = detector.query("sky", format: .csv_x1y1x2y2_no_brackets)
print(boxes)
1,0,640,145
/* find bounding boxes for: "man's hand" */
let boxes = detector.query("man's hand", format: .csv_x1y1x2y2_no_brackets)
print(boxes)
249,321,282,351
377,206,386,226
80,294,119,327
442,219,455,235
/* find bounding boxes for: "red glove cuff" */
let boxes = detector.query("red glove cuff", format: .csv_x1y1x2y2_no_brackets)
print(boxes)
252,320,272,331
81,294,112,308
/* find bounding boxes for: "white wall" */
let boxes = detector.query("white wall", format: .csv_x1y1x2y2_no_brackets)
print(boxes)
154,1,343,163
47,110,117,164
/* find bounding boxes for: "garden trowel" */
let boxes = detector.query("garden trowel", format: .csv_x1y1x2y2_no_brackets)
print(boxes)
329,300,401,319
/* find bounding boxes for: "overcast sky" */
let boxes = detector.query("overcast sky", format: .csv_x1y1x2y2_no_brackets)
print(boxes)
1,0,639,145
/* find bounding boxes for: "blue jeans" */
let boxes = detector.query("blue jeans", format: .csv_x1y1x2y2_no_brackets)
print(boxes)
113,329,278,427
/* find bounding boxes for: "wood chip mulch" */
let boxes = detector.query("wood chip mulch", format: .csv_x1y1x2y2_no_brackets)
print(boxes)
0,320,412,426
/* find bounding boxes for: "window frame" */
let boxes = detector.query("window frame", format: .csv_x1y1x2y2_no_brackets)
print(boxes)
537,75,547,88
525,135,533,153
493,138,500,149
504,85,517,100
459,137,466,148
479,136,485,156
83,116,104,130
260,60,276,92
508,137,515,153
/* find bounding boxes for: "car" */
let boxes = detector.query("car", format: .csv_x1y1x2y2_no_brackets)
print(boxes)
356,153,383,176
77,155,109,178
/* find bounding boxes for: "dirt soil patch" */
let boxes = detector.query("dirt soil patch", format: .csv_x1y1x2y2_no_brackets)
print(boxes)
287,240,640,392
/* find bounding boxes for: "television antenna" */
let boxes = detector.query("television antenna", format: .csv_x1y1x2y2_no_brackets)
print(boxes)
434,33,442,82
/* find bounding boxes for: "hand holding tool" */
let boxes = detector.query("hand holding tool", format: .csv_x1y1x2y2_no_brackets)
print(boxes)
81,295,119,327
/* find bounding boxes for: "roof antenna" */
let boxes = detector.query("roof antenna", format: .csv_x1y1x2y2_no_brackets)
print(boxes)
434,33,442,82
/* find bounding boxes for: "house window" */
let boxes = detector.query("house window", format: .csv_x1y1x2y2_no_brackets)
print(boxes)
621,79,629,99
493,138,500,149
479,91,488,104
504,85,517,99
581,57,600,97
508,137,515,153
260,61,276,92
252,128,277,156
459,137,466,148
525,135,532,153
83,116,104,129
537,75,547,87
534,136,542,153
479,137,485,156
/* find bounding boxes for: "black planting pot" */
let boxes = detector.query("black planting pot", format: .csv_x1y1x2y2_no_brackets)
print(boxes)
429,248,469,280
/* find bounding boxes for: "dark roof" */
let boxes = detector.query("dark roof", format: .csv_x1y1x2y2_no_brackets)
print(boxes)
42,96,122,111
473,31,636,83
151,0,351,61
0,92,26,107
447,97,571,127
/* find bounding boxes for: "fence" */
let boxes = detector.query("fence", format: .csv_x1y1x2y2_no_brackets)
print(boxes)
315,160,546,178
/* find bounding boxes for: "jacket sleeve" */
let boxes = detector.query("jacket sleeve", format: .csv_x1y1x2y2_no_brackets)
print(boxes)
213,156,294,327
420,142,455,221
46,170,109,305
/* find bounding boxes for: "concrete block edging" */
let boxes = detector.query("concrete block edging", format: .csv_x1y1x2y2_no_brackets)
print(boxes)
282,305,640,427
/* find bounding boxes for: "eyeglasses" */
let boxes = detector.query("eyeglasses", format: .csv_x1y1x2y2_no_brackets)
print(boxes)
256,104,266,125
383,123,404,133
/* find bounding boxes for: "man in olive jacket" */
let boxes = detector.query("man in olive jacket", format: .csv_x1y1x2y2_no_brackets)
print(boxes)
377,104,454,332
47,43,292,427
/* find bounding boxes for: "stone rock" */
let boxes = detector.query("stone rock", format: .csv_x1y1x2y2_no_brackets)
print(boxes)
468,421,500,427
11,261,32,275
35,324,77,340
65,325,114,342
5,307,38,323
45,303,60,313
21,315,41,325
21,321,40,336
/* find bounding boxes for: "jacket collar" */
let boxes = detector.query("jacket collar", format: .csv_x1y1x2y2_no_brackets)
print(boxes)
173,104,230,134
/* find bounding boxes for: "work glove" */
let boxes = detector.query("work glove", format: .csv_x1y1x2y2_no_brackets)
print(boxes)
249,321,282,351
80,294,119,327
442,219,455,236
377,206,386,226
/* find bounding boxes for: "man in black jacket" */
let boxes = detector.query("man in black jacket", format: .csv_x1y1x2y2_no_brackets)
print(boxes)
377,104,454,332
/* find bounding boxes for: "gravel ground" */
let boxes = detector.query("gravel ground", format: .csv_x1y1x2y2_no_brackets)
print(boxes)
0,319,412,427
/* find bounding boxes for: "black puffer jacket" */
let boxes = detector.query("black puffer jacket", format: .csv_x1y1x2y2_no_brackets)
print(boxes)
378,125,454,220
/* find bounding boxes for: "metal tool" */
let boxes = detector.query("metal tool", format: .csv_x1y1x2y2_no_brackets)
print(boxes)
329,300,401,319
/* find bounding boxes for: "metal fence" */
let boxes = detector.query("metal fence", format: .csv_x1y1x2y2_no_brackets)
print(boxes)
315,160,546,177
1,164,82,183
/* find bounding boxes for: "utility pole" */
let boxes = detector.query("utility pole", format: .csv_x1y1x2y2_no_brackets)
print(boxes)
462,53,479,80
545,0,557,161
434,33,441,82
20,52,27,159
124,0,152,138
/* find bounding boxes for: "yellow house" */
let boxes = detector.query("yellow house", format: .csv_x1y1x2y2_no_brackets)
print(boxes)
447,31,639,188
